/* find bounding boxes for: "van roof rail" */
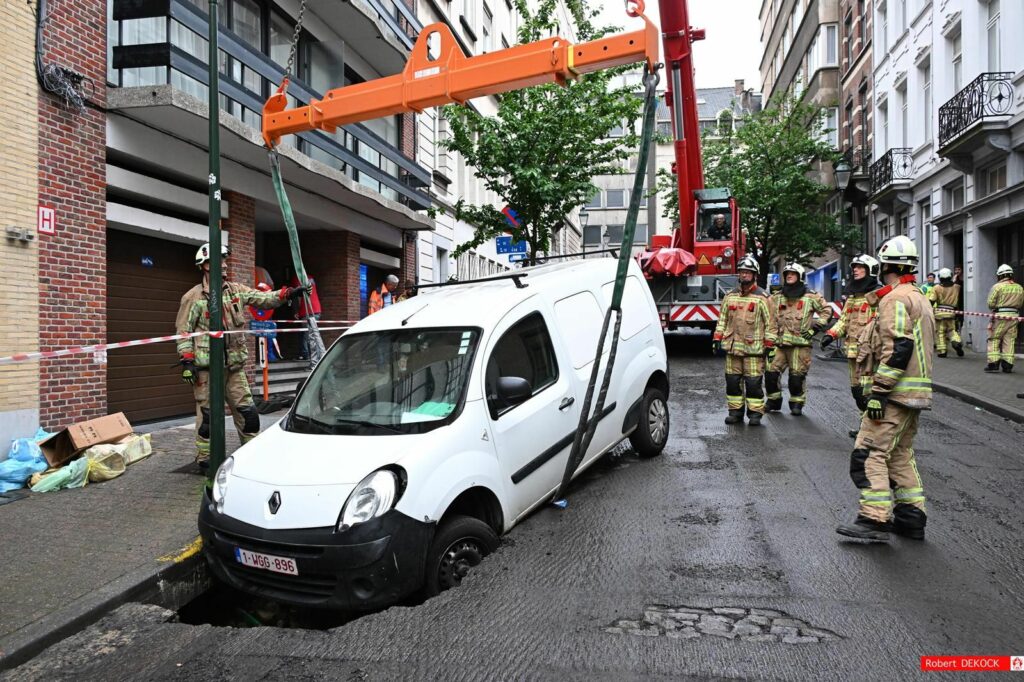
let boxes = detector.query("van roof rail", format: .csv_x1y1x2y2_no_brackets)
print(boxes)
413,272,529,291
534,248,619,263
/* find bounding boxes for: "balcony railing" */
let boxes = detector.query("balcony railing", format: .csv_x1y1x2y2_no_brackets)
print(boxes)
869,148,913,196
371,0,422,47
841,146,869,175
938,72,1015,149
111,0,430,210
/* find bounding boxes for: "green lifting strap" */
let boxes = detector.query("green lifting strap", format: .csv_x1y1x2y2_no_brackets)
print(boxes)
269,149,327,366
553,67,661,501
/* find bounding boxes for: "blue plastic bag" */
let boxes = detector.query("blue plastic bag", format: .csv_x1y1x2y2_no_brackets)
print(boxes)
1,428,53,492
8,428,52,462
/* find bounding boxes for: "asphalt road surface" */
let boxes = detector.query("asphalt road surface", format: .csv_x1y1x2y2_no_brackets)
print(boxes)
7,335,1024,681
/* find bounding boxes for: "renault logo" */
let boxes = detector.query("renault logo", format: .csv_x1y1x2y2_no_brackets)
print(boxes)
268,491,282,514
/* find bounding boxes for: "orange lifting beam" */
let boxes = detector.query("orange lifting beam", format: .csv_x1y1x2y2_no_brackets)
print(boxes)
262,5,658,148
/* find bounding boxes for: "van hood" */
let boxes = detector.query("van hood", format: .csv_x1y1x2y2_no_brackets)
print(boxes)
228,420,420,487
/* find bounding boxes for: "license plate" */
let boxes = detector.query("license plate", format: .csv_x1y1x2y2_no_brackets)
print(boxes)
234,547,299,576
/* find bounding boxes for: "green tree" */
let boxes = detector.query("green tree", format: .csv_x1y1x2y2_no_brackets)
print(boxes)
656,95,861,282
437,0,643,263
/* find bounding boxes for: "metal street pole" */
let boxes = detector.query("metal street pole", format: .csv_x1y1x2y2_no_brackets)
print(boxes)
206,0,225,483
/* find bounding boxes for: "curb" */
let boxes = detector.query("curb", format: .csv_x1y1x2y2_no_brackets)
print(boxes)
0,542,209,672
933,381,1024,425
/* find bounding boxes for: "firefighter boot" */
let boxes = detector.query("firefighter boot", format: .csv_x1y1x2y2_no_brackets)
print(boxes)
788,373,806,415
725,409,745,425
725,374,744,424
892,504,927,540
985,362,1001,373
764,371,782,412
836,516,891,542
1001,360,1014,373
937,351,947,358
747,412,762,426
952,340,964,357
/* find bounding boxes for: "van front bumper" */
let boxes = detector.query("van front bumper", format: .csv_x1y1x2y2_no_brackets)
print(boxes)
198,491,434,610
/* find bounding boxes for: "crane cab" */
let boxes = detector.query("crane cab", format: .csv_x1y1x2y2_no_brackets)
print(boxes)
691,188,743,276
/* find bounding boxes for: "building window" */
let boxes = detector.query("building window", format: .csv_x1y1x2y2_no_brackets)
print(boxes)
943,180,965,213
822,107,839,148
482,2,493,52
918,198,931,269
584,225,602,245
878,217,890,240
436,247,449,282
896,0,906,34
879,100,889,151
897,210,908,236
608,121,625,138
844,13,853,68
920,62,932,144
844,101,854,149
585,190,601,209
858,85,869,153
987,0,1001,71
605,225,625,244
897,82,908,147
825,24,838,65
878,3,887,53
606,190,626,208
857,0,865,45
950,32,962,92
979,163,1007,197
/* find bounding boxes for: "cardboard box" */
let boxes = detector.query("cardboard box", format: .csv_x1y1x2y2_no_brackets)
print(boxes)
40,412,133,468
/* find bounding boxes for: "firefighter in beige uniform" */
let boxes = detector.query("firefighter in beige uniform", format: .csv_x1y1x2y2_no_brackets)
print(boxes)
765,263,827,415
926,268,963,357
984,264,1024,373
176,243,309,468
837,236,934,542
711,255,776,426
821,255,880,437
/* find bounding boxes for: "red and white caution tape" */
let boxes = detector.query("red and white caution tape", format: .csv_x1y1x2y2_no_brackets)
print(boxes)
0,326,350,366
272,319,358,325
955,309,1024,322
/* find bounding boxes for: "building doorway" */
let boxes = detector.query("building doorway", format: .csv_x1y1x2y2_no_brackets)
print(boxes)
997,223,1023,353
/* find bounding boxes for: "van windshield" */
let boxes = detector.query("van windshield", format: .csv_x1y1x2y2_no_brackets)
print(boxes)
287,328,480,435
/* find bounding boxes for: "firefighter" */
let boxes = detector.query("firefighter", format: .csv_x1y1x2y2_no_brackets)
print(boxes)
926,267,963,357
985,264,1024,373
176,243,309,469
765,263,827,415
837,235,934,542
712,255,775,425
368,274,400,315
821,254,880,437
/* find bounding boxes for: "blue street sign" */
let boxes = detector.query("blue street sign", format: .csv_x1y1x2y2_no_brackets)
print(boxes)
502,206,520,228
508,253,528,263
496,236,528,254
769,273,780,286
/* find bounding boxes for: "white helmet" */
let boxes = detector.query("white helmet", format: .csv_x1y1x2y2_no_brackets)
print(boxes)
937,267,952,280
850,254,879,278
195,242,230,267
782,262,806,283
997,263,1014,278
877,235,918,272
736,254,760,275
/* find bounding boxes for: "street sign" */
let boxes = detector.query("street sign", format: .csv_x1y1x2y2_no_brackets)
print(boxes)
508,253,528,263
496,236,528,254
37,205,55,235
501,205,520,229
769,273,780,286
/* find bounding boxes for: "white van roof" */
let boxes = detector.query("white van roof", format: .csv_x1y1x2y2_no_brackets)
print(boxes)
351,258,628,334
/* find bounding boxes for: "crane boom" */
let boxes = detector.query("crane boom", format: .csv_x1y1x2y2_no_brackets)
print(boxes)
262,7,658,148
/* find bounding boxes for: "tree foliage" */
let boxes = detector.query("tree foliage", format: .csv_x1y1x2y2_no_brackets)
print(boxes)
656,94,861,281
437,0,643,261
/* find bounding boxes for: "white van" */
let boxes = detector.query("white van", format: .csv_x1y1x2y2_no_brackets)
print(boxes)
198,258,669,609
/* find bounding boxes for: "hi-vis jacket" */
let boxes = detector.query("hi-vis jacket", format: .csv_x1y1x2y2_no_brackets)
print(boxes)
987,279,1024,316
827,293,876,359
927,283,960,320
713,286,775,356
856,277,935,410
769,290,827,347
176,279,288,370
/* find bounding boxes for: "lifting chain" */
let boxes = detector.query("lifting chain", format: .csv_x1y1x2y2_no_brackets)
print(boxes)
283,0,309,81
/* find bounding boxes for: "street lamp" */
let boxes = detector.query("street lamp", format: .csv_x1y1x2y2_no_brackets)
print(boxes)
580,207,590,258
833,157,852,192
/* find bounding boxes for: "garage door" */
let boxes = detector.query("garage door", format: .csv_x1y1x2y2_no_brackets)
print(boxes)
107,231,197,423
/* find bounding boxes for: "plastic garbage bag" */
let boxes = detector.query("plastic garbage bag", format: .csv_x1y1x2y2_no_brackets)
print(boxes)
85,449,126,482
0,429,52,492
83,434,152,467
30,458,90,493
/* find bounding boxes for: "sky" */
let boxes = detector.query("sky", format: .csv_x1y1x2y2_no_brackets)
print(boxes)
594,0,763,92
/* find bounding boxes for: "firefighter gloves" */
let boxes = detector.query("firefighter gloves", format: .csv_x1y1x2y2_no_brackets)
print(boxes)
182,360,197,385
820,334,834,348
286,283,313,301
865,393,888,421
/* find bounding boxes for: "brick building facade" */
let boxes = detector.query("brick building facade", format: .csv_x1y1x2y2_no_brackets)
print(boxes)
838,0,874,255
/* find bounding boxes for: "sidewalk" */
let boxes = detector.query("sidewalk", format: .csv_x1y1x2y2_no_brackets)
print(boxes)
932,348,1024,423
0,411,286,670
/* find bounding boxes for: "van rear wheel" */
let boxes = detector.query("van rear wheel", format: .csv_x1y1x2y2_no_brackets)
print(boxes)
423,515,499,597
629,386,669,458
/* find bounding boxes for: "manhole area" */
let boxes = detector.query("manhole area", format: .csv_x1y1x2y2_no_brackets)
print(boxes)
176,582,360,630
604,605,841,644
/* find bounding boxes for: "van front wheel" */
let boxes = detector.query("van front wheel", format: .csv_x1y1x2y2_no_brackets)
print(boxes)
423,515,499,597
629,386,669,458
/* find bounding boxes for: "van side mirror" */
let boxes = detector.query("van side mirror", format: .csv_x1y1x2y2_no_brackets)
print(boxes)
497,376,532,406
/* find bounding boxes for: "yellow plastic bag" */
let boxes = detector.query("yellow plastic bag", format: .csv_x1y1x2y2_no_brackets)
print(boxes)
85,448,126,482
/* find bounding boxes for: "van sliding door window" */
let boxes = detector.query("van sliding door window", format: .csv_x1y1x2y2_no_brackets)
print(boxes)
486,312,559,416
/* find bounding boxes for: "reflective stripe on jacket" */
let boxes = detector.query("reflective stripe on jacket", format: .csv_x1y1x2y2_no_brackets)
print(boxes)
769,290,827,347
858,280,935,410
713,286,775,356
987,280,1023,315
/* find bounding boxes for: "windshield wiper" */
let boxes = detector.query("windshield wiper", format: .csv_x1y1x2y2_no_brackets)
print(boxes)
288,413,333,434
332,417,403,434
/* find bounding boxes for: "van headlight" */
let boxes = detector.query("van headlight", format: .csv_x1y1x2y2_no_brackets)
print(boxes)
338,469,399,531
212,457,233,514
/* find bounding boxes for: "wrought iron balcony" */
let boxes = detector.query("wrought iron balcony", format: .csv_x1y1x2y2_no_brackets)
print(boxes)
938,72,1015,150
869,148,913,197
841,147,870,176
111,0,430,210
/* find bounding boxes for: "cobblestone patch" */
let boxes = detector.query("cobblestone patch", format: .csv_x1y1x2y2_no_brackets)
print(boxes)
603,605,841,644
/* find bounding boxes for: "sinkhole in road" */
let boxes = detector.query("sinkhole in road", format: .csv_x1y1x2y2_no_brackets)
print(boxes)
176,582,376,630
